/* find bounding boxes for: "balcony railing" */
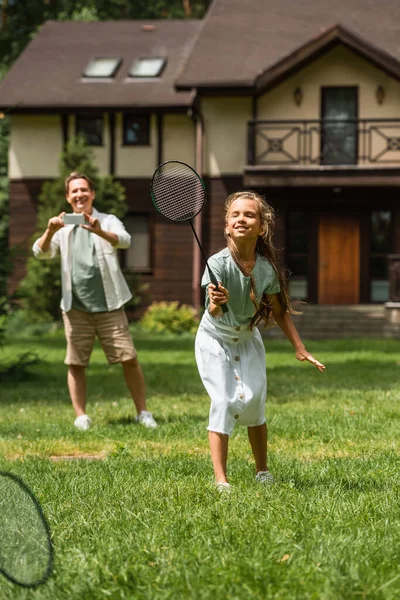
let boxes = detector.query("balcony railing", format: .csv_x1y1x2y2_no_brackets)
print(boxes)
247,119,400,166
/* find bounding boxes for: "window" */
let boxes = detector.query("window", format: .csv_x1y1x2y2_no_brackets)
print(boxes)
321,87,358,165
370,211,392,302
123,114,150,146
76,115,103,146
123,214,151,272
287,212,310,300
129,57,166,78
83,57,122,78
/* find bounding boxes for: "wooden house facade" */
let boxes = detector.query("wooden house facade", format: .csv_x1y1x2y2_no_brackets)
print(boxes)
1,0,400,309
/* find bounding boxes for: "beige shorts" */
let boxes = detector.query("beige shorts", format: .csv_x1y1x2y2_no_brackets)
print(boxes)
62,308,137,367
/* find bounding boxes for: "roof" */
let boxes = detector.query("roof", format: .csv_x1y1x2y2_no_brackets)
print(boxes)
2,1,400,111
176,0,400,89
0,20,201,110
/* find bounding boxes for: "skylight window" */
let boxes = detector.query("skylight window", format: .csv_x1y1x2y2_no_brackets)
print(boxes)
83,57,122,78
129,57,166,78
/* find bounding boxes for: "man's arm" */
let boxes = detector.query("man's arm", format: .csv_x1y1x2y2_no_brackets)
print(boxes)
33,213,65,257
81,212,129,248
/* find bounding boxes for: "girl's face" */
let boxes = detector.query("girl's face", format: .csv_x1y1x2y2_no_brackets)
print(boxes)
226,197,262,242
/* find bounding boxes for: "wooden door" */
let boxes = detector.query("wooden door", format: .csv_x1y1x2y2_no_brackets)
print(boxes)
318,214,360,304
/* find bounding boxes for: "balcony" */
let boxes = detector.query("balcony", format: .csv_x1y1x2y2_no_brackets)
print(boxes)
245,119,400,187
247,118,400,166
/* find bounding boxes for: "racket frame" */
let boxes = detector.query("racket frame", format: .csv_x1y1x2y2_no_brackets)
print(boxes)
0,471,54,588
150,160,228,313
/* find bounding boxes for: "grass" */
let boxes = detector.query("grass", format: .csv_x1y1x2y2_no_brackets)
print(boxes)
0,330,400,599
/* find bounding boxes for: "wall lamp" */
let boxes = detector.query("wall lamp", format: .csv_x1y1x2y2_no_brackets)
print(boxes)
293,87,303,106
376,85,385,105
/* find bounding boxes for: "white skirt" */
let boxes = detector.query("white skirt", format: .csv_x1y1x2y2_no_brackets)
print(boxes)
195,311,267,436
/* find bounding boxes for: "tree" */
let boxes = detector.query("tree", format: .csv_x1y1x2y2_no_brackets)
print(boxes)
0,0,211,317
0,1,211,68
19,135,129,321
0,114,10,298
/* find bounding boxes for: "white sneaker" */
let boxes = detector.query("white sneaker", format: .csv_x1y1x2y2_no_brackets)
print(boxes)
136,411,158,429
74,414,92,431
256,470,274,485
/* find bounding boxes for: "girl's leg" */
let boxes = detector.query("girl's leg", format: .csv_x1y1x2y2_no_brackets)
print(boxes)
209,431,229,483
247,423,268,473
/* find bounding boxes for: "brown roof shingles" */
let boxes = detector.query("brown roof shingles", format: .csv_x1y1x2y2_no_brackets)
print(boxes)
176,0,400,88
0,20,201,109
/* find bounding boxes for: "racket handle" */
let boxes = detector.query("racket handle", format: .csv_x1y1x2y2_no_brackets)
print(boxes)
208,268,229,313
220,302,229,314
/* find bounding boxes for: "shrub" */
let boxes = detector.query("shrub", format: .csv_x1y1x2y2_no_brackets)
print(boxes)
139,301,199,334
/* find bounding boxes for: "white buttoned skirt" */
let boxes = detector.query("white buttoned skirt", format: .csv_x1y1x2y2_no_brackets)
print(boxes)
195,311,267,436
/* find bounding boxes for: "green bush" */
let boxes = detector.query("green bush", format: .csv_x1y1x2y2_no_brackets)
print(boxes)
0,115,10,297
139,301,199,334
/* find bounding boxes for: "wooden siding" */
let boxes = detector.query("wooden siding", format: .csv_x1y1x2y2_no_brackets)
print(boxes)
9,178,400,307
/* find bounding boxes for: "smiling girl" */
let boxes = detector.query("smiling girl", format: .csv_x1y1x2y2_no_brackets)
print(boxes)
195,191,325,490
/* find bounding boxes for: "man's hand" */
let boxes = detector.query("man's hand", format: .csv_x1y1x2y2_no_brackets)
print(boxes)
81,211,102,234
295,347,326,372
80,211,119,246
47,212,66,235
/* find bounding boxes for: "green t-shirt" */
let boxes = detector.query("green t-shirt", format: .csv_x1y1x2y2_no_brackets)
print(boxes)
71,226,108,313
201,248,280,327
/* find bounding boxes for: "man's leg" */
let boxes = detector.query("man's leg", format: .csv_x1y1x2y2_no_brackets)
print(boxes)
121,358,146,414
62,309,95,428
247,423,268,473
67,365,87,417
209,431,229,483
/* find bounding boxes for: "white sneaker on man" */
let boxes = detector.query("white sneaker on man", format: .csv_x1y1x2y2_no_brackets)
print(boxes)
74,414,92,431
136,410,158,429
255,470,275,485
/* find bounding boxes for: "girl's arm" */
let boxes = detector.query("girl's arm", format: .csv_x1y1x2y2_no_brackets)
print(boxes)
268,294,325,372
208,283,229,318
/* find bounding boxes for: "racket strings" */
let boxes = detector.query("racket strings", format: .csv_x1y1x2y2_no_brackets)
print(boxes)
151,163,205,222
0,474,52,587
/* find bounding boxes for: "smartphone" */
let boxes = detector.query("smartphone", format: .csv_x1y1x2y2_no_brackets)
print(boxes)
62,213,85,225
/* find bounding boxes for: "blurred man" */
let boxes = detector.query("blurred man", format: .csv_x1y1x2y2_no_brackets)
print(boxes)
32,172,157,431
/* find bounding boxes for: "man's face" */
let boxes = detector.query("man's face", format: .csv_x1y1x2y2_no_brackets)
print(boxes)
66,178,95,214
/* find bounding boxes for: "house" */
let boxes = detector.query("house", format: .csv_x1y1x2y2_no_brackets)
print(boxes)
1,0,400,311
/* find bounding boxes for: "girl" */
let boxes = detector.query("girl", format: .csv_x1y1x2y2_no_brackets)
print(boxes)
195,191,325,490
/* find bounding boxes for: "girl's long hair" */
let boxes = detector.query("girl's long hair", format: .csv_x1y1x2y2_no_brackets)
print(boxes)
224,191,292,329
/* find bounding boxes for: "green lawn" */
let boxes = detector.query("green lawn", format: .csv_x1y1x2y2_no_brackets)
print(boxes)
1,331,400,599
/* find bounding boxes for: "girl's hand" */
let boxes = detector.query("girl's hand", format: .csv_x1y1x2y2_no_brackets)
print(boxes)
208,282,229,306
295,347,325,372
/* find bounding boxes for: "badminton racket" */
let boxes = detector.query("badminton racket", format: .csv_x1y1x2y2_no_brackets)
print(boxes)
151,160,228,313
0,471,54,588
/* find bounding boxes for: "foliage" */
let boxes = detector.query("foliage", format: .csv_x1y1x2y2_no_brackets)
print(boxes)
0,351,40,381
0,294,8,348
0,115,10,297
19,135,130,322
0,295,41,380
139,300,199,334
0,1,211,70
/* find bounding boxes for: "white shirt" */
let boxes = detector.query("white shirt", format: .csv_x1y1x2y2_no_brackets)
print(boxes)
32,207,132,312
